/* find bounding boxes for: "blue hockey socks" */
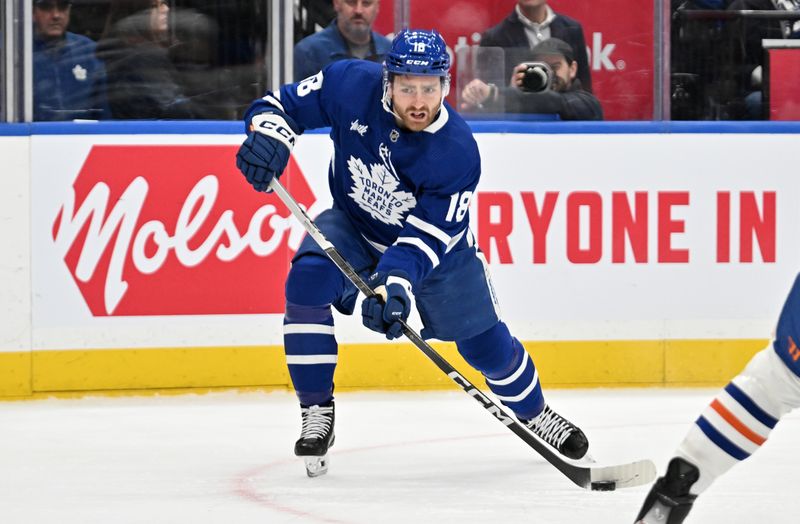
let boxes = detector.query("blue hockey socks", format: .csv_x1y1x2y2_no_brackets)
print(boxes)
284,255,348,406
456,322,545,420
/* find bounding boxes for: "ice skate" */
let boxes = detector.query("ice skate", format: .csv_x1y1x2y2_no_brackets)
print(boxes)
524,404,589,460
294,402,335,477
635,457,698,524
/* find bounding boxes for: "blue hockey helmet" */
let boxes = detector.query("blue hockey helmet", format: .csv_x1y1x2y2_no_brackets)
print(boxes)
384,29,451,77
382,29,451,111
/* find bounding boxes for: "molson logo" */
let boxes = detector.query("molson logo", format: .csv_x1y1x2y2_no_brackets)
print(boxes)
51,145,316,316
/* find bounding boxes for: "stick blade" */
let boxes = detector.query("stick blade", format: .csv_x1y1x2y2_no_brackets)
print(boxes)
589,459,657,490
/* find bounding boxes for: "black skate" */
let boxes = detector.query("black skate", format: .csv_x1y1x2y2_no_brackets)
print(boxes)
523,404,589,460
294,402,335,477
635,457,699,524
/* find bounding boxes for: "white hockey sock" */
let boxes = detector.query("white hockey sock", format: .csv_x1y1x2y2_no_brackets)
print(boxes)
676,347,799,494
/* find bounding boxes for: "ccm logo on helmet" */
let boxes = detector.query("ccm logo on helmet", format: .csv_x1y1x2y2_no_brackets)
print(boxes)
407,60,430,66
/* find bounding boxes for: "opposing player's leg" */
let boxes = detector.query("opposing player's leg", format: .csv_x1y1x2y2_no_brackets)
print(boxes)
416,241,588,460
283,209,378,477
636,273,800,523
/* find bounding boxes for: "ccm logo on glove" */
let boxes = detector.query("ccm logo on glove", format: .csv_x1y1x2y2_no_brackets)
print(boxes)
236,109,300,193
251,112,297,150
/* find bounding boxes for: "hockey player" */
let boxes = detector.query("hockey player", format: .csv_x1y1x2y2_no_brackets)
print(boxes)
235,29,589,477
635,273,800,523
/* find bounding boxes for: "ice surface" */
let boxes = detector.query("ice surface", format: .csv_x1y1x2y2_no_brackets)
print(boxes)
1,388,797,523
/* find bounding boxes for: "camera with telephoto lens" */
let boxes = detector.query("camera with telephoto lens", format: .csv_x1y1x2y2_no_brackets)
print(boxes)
519,62,553,93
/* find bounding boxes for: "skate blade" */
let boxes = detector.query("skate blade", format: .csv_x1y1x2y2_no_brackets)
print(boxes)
637,501,671,523
303,454,329,478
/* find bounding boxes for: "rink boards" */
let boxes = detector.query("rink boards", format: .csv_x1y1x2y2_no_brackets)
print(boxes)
2,121,799,398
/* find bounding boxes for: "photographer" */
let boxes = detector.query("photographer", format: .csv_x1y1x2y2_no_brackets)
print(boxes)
461,38,603,121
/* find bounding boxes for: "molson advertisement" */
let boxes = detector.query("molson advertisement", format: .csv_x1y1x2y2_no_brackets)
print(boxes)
32,135,330,352
51,145,305,317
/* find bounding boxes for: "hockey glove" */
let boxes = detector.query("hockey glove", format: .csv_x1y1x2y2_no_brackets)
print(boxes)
361,270,413,340
236,110,300,192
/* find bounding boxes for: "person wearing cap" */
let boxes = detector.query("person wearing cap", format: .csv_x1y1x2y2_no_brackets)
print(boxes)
479,0,592,93
293,0,391,81
461,37,603,121
33,0,111,120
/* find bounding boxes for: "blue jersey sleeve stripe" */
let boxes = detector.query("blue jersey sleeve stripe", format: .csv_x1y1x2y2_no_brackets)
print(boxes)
261,93,285,112
696,416,751,461
362,233,388,253
406,215,451,245
394,236,440,268
725,383,779,428
445,228,467,253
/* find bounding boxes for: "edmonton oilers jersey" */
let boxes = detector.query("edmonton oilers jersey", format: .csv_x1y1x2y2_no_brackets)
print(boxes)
246,59,481,286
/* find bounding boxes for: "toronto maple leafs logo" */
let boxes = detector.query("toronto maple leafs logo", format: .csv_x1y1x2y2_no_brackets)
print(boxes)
347,143,415,226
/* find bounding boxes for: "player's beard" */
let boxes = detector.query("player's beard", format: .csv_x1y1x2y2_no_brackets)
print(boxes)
400,105,435,132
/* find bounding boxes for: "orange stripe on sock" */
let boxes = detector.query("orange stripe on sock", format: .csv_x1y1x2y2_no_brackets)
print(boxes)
710,399,766,445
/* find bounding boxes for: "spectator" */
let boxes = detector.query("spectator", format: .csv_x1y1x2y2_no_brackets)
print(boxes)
293,0,391,81
671,0,799,119
168,7,229,119
295,0,337,42
33,0,110,121
460,38,603,121
170,1,269,120
479,0,592,93
726,0,797,119
670,1,733,120
97,0,197,119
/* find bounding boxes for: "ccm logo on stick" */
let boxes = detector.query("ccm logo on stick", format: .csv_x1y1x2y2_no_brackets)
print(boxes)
448,371,514,426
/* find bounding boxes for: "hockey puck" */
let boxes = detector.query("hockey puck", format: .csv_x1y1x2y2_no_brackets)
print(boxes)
590,481,616,491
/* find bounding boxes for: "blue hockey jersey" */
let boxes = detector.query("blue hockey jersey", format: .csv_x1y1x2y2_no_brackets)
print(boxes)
245,60,481,287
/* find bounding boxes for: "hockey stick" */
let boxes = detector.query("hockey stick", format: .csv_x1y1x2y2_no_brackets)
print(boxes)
270,178,656,491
